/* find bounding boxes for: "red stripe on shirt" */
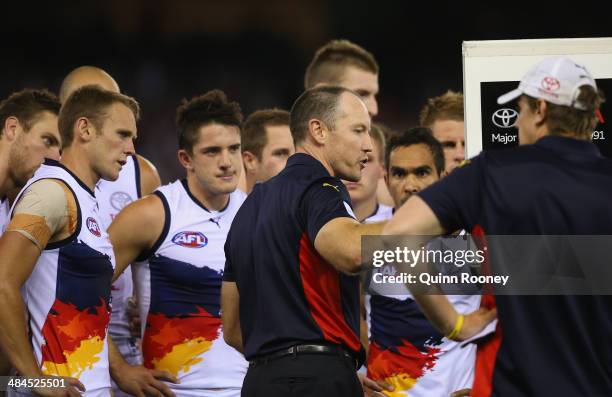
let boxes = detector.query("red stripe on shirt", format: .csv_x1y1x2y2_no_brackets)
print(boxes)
298,233,361,353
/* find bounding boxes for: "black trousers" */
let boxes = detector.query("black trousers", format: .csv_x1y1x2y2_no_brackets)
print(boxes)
242,353,363,396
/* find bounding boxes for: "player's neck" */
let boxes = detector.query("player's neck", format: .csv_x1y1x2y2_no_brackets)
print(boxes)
352,195,378,222
60,148,99,191
245,173,257,195
186,176,230,212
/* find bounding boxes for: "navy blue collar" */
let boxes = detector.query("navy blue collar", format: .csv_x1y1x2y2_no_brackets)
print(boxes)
286,153,332,177
180,179,230,213
534,135,602,160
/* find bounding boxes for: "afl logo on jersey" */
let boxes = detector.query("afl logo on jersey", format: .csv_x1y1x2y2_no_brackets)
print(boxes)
110,191,133,211
86,217,102,237
172,231,208,248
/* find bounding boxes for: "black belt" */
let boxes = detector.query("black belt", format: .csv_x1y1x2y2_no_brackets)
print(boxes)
250,344,359,368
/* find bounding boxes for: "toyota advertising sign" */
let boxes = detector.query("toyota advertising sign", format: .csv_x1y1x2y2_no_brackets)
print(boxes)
463,38,612,157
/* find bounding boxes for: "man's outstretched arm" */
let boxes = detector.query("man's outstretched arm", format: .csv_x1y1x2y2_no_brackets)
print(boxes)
383,195,496,340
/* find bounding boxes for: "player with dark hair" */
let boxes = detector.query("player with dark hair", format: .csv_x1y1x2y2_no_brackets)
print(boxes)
366,127,480,397
0,89,61,232
0,88,62,377
108,89,248,397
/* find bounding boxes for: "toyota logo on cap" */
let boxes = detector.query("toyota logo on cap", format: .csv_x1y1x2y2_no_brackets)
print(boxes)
541,76,560,92
492,108,518,128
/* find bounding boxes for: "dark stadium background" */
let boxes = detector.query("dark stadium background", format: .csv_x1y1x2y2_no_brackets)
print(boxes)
2,0,608,182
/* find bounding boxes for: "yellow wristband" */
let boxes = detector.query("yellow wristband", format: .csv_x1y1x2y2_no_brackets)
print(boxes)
446,314,464,340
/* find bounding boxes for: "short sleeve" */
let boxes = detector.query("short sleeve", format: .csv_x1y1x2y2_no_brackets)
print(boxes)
418,154,484,233
301,177,356,242
7,179,72,249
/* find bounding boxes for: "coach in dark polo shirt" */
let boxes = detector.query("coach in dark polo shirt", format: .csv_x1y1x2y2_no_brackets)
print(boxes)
221,86,390,396
385,57,612,396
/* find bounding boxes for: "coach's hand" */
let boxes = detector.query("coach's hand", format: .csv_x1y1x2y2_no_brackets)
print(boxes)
358,373,394,396
113,364,178,397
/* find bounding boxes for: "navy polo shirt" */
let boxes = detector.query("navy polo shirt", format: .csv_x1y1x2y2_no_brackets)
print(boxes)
419,136,612,396
224,153,362,360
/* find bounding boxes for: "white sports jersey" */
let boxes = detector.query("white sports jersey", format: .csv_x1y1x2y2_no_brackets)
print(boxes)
364,208,479,397
133,180,247,396
0,196,9,235
96,155,140,344
11,160,114,397
363,203,393,224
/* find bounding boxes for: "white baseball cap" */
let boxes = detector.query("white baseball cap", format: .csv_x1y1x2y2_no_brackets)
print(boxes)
497,56,597,110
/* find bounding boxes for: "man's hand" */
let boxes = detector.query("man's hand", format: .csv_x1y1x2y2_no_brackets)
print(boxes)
31,376,85,397
358,373,393,397
112,364,177,397
127,297,142,339
456,307,497,341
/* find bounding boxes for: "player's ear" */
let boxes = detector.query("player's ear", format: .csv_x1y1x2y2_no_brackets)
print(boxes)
2,116,19,142
178,149,193,171
242,151,259,174
75,117,95,143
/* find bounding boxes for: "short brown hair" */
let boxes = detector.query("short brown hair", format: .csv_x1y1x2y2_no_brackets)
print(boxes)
419,90,464,127
290,86,354,145
242,108,290,159
524,85,605,139
304,39,379,89
176,90,243,154
58,85,140,148
0,89,60,137
370,123,386,164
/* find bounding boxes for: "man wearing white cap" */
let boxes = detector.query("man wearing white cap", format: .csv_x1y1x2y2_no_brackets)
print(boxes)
382,56,611,396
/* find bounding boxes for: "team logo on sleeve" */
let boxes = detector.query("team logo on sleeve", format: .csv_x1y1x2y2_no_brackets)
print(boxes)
172,231,208,248
86,217,102,237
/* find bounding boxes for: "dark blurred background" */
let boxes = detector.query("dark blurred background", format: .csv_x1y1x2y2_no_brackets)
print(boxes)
2,0,609,182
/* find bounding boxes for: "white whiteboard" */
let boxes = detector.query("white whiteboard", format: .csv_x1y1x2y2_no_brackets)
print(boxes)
462,38,612,157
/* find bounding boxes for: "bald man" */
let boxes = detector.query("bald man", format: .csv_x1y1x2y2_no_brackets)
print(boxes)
60,66,162,397
59,66,120,103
